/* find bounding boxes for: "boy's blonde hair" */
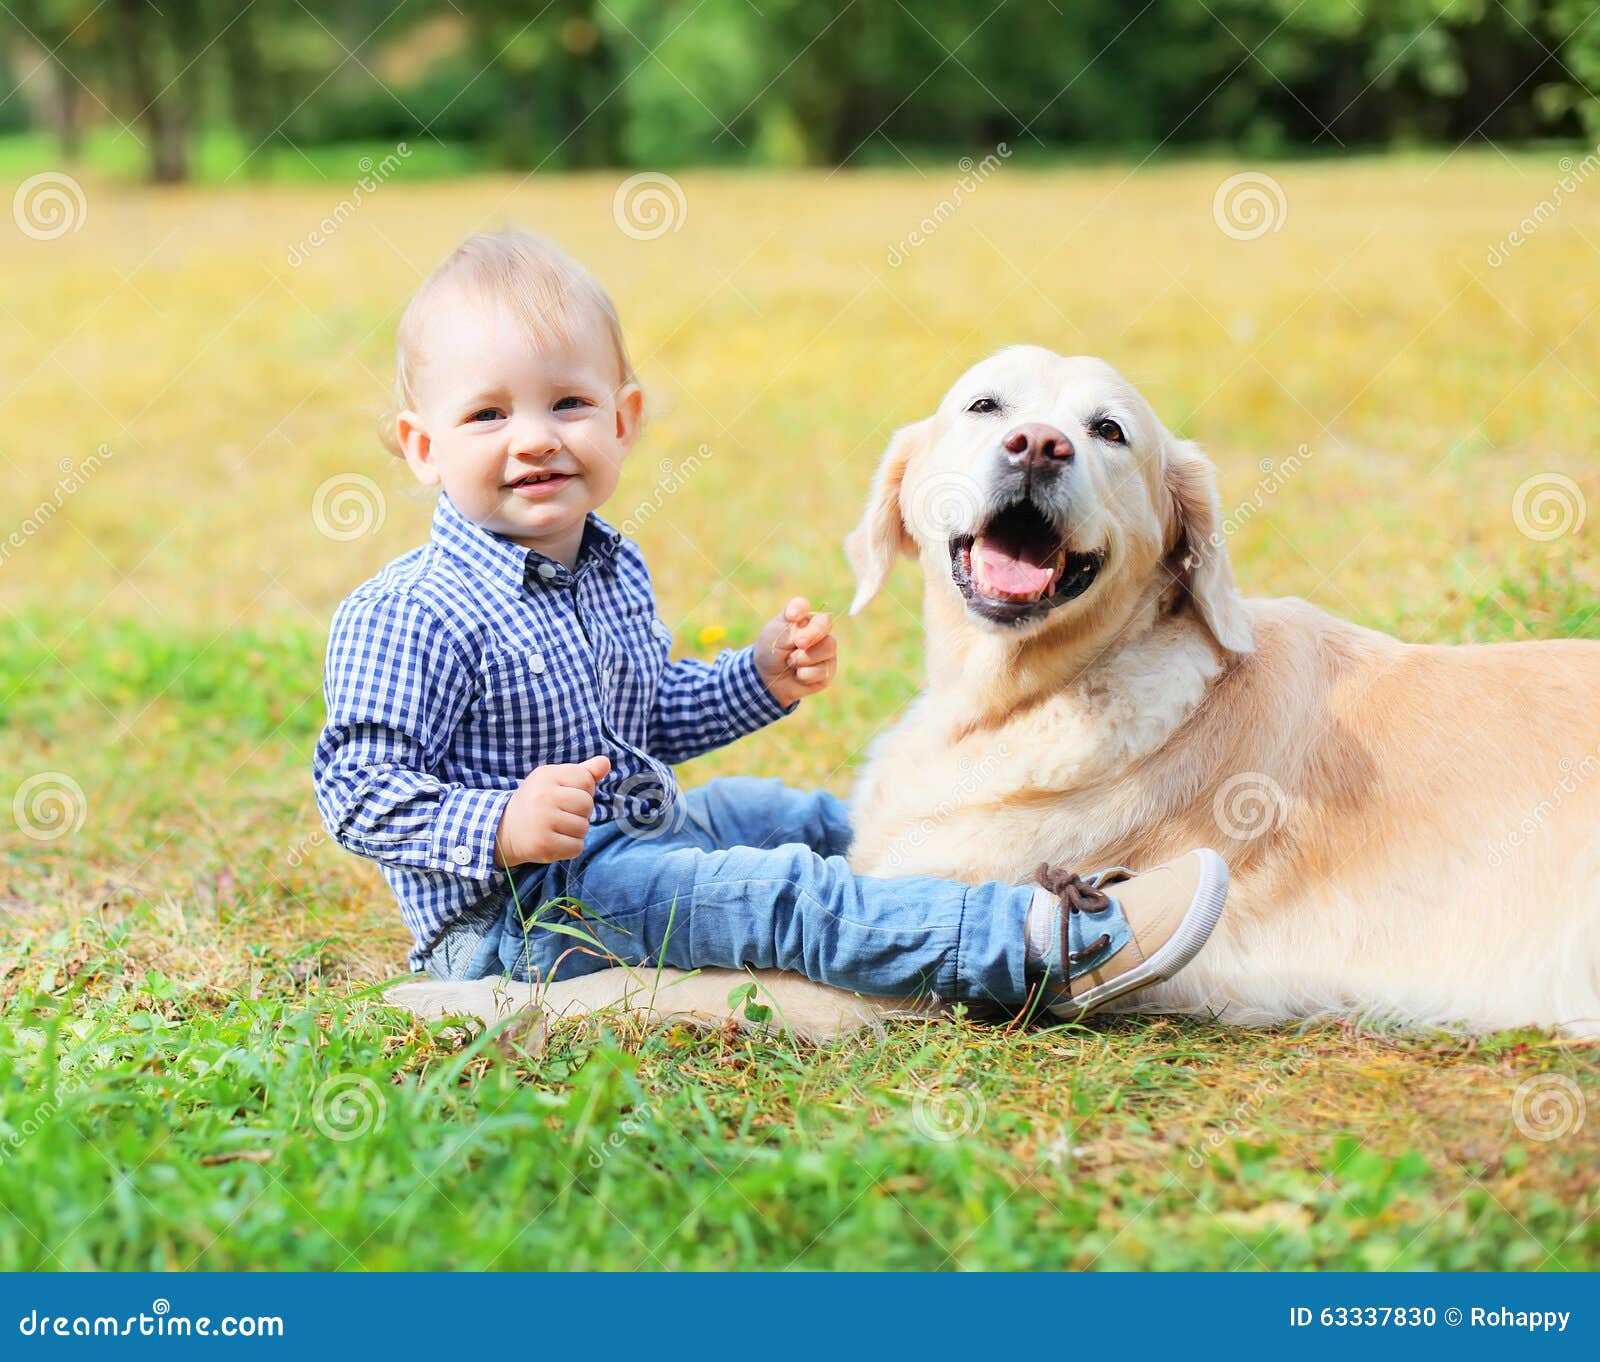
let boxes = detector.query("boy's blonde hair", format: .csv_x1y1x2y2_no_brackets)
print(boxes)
385,229,638,453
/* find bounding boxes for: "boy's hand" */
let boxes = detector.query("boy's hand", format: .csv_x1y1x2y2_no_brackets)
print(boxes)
493,755,611,867
755,597,838,708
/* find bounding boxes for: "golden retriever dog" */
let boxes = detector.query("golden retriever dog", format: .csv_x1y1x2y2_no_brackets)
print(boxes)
840,345,1600,1036
392,347,1600,1040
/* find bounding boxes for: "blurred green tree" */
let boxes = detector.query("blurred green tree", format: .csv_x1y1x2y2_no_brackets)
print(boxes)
0,0,1591,178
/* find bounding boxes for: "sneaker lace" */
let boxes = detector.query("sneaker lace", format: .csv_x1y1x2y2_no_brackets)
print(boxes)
1036,863,1127,998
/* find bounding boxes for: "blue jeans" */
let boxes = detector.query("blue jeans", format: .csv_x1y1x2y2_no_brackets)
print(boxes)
426,777,1095,1009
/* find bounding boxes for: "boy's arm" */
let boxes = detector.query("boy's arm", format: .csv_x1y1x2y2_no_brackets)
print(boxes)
313,592,512,881
648,642,795,766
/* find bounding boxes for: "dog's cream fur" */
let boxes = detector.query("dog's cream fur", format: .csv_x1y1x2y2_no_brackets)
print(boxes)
393,348,1600,1039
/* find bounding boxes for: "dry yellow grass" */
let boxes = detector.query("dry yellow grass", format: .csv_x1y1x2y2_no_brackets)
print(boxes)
6,152,1597,623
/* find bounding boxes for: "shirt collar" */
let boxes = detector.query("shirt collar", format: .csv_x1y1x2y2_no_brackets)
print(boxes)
431,493,623,596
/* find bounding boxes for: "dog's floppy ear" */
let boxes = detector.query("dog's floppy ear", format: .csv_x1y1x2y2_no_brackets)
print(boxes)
845,419,930,615
1165,439,1254,654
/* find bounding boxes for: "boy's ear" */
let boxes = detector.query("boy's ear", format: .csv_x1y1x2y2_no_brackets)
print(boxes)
845,418,931,615
397,411,439,486
614,383,644,451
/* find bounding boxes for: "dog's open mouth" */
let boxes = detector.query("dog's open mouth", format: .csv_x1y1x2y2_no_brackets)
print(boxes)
949,501,1104,624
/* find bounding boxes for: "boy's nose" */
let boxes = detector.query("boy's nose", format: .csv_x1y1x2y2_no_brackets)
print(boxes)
508,421,561,458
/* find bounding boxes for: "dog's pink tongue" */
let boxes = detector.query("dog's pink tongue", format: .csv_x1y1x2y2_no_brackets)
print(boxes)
973,539,1055,596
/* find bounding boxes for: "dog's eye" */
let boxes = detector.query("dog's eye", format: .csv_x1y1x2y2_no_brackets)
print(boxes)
967,396,1001,415
1091,418,1125,444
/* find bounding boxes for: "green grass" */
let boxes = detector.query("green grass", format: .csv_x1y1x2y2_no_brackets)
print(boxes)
3,974,1594,1271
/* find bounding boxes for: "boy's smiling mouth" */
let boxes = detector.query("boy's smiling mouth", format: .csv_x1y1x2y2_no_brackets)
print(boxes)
504,470,575,498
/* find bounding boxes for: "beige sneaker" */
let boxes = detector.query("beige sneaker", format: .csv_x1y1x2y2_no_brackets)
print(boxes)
1041,848,1229,1021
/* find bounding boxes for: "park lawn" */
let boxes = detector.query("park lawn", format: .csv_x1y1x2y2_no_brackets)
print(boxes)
1,151,1598,1269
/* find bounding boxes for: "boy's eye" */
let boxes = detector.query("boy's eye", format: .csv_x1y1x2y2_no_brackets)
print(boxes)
468,408,504,423
553,396,591,412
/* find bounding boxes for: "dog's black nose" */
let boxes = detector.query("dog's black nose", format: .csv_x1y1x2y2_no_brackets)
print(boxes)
1002,422,1074,467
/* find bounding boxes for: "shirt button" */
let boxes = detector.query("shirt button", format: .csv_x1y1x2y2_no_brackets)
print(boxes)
652,621,671,642
536,562,558,581
528,652,546,675
450,845,472,866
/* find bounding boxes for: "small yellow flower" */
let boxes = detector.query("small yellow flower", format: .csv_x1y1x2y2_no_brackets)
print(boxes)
697,624,727,649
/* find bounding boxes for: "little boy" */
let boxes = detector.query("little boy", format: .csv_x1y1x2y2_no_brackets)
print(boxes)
312,230,1228,1020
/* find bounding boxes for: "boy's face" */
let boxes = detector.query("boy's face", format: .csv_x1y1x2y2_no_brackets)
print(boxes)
397,294,642,566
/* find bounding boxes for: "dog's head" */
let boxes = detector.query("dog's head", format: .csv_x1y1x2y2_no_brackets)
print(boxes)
847,346,1252,655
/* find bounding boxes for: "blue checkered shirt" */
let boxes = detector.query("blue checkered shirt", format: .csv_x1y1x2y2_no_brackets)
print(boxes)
313,492,792,968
